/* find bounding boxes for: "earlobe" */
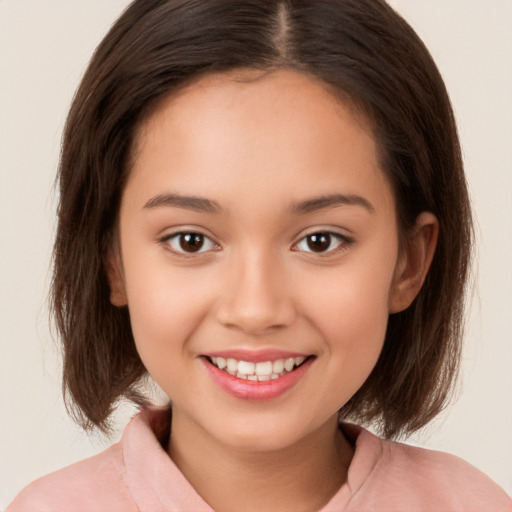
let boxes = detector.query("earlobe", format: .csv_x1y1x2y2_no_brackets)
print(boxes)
106,248,128,307
389,212,439,314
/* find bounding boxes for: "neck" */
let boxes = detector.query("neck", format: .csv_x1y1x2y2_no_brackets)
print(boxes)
167,410,354,512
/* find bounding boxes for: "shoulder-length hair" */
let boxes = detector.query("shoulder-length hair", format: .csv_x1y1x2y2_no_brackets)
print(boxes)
52,0,472,437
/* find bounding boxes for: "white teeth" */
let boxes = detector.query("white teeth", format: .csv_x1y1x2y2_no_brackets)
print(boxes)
226,358,238,372
284,358,295,372
237,360,255,375
272,359,285,374
255,361,273,376
209,355,308,380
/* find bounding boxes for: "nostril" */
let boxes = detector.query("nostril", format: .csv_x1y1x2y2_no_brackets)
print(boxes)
213,263,297,334
216,304,296,335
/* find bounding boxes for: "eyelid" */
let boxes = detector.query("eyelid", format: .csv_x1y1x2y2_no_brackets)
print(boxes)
292,229,354,255
159,229,220,256
158,226,353,257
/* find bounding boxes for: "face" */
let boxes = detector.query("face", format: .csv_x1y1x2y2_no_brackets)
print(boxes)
111,69,422,453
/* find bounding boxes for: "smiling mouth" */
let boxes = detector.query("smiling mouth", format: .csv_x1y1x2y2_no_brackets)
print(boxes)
206,356,310,381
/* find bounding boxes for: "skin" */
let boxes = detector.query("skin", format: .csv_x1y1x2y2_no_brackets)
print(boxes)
109,69,438,512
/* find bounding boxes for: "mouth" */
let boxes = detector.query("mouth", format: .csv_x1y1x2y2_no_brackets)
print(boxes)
201,352,315,400
206,355,309,381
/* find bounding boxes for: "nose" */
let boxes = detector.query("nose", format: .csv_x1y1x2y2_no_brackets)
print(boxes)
215,250,296,336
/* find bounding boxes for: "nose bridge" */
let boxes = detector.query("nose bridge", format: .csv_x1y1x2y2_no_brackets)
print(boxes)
216,244,295,334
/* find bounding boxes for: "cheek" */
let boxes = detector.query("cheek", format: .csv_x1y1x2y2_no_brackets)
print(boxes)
121,251,215,365
300,272,392,413
307,277,390,375
305,253,395,339
298,242,397,392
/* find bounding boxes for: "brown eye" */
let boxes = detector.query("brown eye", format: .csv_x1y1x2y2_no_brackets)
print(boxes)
180,233,204,252
163,232,217,254
295,231,349,254
306,233,331,252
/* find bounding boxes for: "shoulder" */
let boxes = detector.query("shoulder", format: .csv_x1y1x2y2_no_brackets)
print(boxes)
7,442,137,512
6,407,207,512
7,407,174,512
349,428,512,511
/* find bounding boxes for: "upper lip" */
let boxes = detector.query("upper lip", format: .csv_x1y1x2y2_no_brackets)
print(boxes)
203,349,311,363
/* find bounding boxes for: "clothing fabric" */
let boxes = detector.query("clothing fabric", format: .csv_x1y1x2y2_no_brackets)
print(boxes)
8,407,511,512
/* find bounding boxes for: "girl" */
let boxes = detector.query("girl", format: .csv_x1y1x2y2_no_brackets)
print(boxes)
6,0,511,510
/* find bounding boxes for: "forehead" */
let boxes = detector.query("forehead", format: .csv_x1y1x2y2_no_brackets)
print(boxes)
137,68,372,153
128,69,393,217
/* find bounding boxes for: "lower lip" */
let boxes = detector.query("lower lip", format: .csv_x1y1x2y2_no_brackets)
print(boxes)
202,357,313,401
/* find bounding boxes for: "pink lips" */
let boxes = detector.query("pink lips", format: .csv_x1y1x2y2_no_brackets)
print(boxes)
201,350,313,401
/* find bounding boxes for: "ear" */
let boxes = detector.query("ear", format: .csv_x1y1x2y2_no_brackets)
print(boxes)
106,246,127,307
388,212,439,314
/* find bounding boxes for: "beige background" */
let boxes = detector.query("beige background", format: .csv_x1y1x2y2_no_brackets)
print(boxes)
1,0,511,507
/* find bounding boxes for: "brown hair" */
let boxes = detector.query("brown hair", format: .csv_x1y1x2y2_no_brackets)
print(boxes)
52,0,472,437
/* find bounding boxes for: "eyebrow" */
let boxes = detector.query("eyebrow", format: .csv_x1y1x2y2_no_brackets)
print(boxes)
143,193,222,213
143,192,375,216
290,194,375,215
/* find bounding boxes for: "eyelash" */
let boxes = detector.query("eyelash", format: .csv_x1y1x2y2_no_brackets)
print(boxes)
292,231,353,256
160,231,219,256
160,230,353,257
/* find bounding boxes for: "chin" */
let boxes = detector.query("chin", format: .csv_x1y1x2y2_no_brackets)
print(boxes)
210,415,313,454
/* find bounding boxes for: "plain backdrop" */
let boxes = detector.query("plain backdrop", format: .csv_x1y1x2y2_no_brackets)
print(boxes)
1,0,511,508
